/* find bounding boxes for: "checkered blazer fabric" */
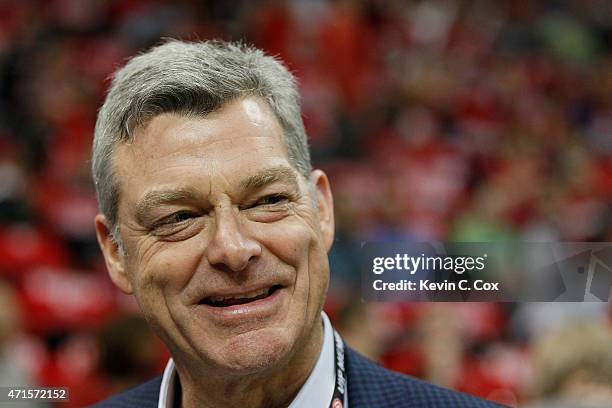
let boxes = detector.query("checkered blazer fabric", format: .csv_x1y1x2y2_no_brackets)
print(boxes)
345,347,506,407
92,376,161,408
92,347,506,407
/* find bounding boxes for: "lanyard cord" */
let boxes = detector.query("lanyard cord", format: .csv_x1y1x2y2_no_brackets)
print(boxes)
329,330,346,408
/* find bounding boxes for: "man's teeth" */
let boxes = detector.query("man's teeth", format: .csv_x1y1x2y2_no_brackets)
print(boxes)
207,287,272,304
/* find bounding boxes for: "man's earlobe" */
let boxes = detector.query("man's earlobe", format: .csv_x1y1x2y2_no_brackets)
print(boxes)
311,170,335,251
94,214,133,294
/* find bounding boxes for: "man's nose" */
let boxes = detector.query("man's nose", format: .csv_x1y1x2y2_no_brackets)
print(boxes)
205,207,262,272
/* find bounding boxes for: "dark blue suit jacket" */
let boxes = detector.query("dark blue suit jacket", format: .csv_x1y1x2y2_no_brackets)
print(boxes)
93,347,505,407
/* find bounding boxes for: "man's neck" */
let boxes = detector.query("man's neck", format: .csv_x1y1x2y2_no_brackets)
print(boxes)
175,320,325,408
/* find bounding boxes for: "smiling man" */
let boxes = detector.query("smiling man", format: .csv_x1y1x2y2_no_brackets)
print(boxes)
92,40,503,408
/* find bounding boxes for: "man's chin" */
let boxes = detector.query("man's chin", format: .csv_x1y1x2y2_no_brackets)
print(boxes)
205,328,295,375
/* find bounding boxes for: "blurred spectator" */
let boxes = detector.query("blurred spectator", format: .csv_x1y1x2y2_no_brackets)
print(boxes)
0,280,44,407
0,280,26,384
525,322,612,408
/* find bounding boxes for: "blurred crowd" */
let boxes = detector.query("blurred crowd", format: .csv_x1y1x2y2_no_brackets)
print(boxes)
0,0,611,406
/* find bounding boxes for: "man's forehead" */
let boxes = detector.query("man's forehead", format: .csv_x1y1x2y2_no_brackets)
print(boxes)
112,97,289,174
129,97,283,146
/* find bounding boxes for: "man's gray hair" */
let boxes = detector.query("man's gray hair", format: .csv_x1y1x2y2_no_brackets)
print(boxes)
92,39,311,232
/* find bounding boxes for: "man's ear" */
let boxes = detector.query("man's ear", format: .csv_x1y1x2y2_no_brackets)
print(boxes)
311,170,335,251
94,214,133,294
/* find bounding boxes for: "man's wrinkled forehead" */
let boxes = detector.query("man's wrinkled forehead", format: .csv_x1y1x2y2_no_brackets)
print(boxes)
110,97,304,204
118,97,290,159
118,96,282,156
127,95,278,135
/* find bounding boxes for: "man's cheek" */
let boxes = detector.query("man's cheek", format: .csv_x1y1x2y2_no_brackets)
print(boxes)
309,245,330,292
133,282,165,317
133,243,200,292
258,224,312,263
292,232,329,298
127,262,173,316
134,284,182,345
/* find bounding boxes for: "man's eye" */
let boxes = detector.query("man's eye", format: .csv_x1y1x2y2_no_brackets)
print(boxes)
255,194,288,206
161,211,197,225
149,211,203,240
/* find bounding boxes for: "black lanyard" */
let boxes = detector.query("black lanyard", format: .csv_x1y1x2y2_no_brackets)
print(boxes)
329,330,346,408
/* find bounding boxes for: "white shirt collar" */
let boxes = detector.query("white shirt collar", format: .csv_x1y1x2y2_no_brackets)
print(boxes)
158,312,347,408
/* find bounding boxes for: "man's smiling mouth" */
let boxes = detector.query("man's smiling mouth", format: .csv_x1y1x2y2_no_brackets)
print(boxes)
200,285,282,308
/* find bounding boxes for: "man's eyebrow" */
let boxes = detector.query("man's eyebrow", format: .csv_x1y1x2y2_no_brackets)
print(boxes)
239,166,300,192
135,188,200,222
